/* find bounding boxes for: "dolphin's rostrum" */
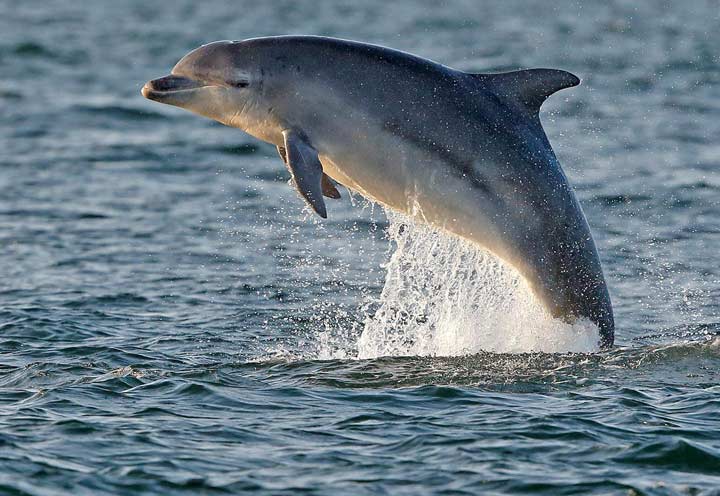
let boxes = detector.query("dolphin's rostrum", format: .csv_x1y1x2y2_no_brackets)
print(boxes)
142,36,614,347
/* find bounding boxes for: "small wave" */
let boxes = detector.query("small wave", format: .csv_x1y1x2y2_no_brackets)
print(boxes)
72,104,165,120
589,193,651,206
61,292,150,309
198,143,262,156
12,41,55,57
2,41,86,65
241,351,606,390
0,88,22,100
252,335,720,390
616,438,720,474
0,208,109,220
632,322,720,345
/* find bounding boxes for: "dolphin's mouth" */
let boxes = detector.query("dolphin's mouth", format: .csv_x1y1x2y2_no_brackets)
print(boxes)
141,74,212,101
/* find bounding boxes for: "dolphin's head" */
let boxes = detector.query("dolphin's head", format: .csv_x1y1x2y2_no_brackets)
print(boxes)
142,40,281,140
143,37,367,147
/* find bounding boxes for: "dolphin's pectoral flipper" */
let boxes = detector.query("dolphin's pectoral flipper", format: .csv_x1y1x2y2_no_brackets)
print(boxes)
281,130,328,218
321,174,341,199
278,144,340,200
477,69,580,115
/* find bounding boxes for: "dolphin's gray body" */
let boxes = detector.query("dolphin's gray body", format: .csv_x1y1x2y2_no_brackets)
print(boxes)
142,36,614,347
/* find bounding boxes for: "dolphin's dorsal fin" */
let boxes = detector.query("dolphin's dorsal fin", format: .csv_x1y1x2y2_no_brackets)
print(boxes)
281,130,328,218
475,69,580,114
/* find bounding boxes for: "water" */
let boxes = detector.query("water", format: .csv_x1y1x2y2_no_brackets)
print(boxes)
2,0,720,494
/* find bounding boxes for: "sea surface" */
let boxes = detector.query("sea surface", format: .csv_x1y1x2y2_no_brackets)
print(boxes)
2,1,720,494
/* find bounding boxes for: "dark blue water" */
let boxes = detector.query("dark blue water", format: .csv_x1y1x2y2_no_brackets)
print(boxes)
2,1,720,494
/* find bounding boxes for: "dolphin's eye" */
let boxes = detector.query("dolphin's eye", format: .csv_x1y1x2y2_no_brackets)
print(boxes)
230,79,249,88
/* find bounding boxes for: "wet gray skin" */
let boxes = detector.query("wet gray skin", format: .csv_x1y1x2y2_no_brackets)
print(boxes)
142,36,614,347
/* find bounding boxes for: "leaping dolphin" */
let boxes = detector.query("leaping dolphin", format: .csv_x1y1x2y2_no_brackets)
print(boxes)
142,36,614,348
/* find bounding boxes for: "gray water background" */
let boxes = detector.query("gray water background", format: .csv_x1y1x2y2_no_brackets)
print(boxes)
1,0,720,494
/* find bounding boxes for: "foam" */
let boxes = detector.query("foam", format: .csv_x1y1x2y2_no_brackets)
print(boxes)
356,210,600,358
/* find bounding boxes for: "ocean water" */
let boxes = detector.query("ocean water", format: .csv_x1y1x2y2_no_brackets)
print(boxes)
2,0,720,494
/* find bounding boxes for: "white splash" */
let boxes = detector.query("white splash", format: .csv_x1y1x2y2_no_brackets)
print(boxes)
356,210,600,358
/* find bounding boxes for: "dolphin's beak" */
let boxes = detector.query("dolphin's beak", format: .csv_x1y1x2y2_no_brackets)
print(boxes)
141,74,208,103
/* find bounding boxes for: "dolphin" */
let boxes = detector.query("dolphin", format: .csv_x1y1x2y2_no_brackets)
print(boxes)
141,35,614,347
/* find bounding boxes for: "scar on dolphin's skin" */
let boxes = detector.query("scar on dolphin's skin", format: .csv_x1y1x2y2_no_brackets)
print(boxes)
142,36,614,347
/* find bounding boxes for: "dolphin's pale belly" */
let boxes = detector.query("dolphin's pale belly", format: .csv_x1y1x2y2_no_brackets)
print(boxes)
298,85,508,257
318,132,509,264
